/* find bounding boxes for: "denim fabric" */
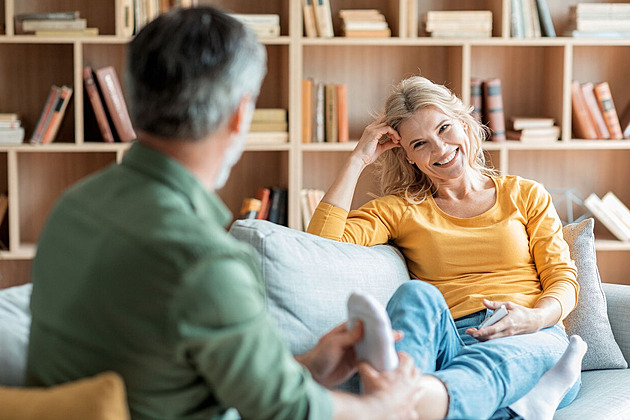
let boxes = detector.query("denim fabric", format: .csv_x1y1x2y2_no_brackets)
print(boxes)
387,281,581,420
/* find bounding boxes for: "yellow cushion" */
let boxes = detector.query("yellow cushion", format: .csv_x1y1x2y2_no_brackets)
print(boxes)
0,371,129,420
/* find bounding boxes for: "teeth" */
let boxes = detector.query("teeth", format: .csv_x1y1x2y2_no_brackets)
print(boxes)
436,149,457,165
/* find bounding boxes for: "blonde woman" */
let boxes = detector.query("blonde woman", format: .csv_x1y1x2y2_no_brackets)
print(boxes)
308,76,586,419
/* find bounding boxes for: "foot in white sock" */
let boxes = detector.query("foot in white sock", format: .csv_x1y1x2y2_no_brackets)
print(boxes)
510,335,588,420
347,291,399,372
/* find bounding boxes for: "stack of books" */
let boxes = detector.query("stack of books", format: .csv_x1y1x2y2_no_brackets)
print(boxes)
584,191,630,241
247,108,289,145
570,80,625,140
301,79,349,143
507,117,560,144
0,114,24,145
228,14,281,38
30,86,74,144
565,3,630,39
424,10,492,38
510,0,555,38
300,188,325,230
239,186,288,226
340,9,391,38
15,11,98,37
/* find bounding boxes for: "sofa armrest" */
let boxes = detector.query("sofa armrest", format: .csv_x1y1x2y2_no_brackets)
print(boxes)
603,283,630,364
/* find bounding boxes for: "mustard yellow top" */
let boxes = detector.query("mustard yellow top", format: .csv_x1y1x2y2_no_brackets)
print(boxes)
308,175,579,320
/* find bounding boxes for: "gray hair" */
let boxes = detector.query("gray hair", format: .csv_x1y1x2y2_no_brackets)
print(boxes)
126,7,267,141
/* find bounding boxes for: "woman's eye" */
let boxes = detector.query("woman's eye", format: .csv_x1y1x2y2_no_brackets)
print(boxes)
413,141,425,149
439,124,449,133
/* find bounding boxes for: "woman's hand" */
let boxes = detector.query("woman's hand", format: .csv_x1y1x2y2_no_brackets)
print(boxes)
465,299,548,341
351,120,401,167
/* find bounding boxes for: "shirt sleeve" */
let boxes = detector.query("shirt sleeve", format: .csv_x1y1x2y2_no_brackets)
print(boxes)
524,182,579,320
307,198,405,246
171,253,333,420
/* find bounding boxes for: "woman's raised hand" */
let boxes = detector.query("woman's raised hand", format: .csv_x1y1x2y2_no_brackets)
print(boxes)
351,120,401,167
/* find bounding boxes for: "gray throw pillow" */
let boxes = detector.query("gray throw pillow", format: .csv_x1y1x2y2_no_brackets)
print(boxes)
0,283,33,386
562,218,628,370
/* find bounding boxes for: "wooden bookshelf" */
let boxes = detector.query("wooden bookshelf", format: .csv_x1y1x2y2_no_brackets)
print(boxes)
0,0,629,286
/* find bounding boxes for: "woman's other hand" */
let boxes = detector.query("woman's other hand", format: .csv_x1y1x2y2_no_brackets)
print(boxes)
351,120,401,167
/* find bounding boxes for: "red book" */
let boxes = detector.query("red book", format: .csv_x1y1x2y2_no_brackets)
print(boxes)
83,66,115,143
95,66,137,142
41,86,73,144
570,81,598,140
593,82,623,140
482,78,506,142
255,187,271,220
30,86,61,144
580,82,609,139
336,84,349,143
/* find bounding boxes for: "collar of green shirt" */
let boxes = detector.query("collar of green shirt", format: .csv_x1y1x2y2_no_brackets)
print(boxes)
122,142,232,228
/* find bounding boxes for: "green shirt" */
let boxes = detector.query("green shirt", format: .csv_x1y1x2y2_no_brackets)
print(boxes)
27,142,332,420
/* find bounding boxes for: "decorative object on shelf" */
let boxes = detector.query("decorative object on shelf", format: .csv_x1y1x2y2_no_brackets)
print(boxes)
507,117,559,144
548,188,590,226
0,113,24,145
424,10,492,38
339,9,391,38
565,3,630,39
228,14,281,39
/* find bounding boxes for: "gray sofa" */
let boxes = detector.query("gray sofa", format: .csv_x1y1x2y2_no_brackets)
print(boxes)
229,219,630,420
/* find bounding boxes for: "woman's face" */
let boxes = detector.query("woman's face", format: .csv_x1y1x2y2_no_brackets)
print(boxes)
398,106,471,187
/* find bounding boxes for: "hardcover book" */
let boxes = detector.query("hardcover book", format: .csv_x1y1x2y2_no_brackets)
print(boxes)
470,77,483,123
593,82,623,139
302,78,313,143
584,193,630,241
83,66,115,143
95,66,137,142
581,82,610,139
41,85,73,144
336,84,349,143
570,81,598,139
482,78,506,142
30,86,61,144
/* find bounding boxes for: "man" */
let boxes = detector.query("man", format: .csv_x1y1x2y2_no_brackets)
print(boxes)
26,7,422,419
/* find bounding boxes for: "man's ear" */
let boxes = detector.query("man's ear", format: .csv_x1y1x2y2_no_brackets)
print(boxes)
227,95,254,135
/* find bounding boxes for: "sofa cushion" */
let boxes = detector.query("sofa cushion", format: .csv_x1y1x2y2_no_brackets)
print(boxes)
0,371,129,420
562,218,628,370
0,283,33,386
228,219,410,357
604,283,630,364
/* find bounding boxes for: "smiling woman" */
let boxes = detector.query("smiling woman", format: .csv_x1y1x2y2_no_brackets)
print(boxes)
307,76,587,419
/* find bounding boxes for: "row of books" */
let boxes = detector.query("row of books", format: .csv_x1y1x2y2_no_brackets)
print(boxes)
301,79,349,143
30,86,74,144
120,0,197,37
511,0,555,38
83,66,136,143
239,187,288,226
471,77,506,142
302,0,334,38
506,117,560,144
571,80,629,140
340,9,391,38
228,14,281,39
584,191,630,242
14,10,98,37
0,114,25,145
425,10,493,38
565,3,630,39
300,188,325,230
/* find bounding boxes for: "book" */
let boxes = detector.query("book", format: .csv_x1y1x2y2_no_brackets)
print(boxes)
315,81,325,142
239,198,261,220
249,122,288,132
566,30,630,39
535,0,555,37
325,84,338,142
593,82,623,140
255,187,271,220
313,0,334,38
336,84,349,143
511,117,554,130
528,0,541,38
601,192,630,231
0,194,8,233
252,108,287,122
511,0,525,38
425,11,493,22
41,86,73,144
34,28,99,37
15,11,81,21
506,126,560,143
119,0,135,37
30,86,61,144
407,0,418,38
302,0,318,37
339,9,383,20
344,21,389,31
300,189,312,230
470,77,483,123
83,66,115,143
620,100,630,139
0,114,19,122
95,66,137,142
246,132,288,145
581,82,610,139
584,193,630,241
302,79,313,143
22,18,87,32
482,78,506,142
570,81,598,140
0,120,20,129
0,127,25,144
267,187,287,225
344,29,391,38
575,3,630,15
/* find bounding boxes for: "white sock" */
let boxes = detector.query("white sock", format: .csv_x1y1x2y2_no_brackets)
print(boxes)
509,335,587,420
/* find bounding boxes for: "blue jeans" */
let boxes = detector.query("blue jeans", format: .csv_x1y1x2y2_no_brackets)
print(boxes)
387,281,581,420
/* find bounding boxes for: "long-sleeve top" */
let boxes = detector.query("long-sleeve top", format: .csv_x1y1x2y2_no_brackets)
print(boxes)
27,142,332,420
308,175,579,320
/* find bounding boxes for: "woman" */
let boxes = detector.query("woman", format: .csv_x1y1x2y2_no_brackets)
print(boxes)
308,76,585,419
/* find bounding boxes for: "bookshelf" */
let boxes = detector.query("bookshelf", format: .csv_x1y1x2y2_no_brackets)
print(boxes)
0,0,629,287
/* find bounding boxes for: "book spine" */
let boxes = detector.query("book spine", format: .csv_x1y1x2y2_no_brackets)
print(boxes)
41,86,73,144
470,77,483,123
593,82,623,140
336,84,349,143
30,86,60,144
511,0,525,38
482,78,506,142
302,0,319,37
95,66,137,142
120,0,135,37
570,81,598,140
407,0,418,38
313,0,334,38
580,82,610,139
315,82,325,142
255,187,271,220
325,84,338,142
239,198,261,220
267,188,283,224
83,66,115,143
22,18,87,32
301,79,313,143
535,0,555,37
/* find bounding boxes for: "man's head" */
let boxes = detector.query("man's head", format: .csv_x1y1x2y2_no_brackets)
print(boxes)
126,7,267,141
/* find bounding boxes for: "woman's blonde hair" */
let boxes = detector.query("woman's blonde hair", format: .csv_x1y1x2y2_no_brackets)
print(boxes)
374,76,496,203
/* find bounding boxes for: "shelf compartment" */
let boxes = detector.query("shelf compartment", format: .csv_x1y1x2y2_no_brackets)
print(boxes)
219,150,289,221
0,43,74,144
14,1,115,36
257,45,289,111
16,151,117,245
417,0,504,38
471,45,565,136
304,44,463,142
203,0,290,37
